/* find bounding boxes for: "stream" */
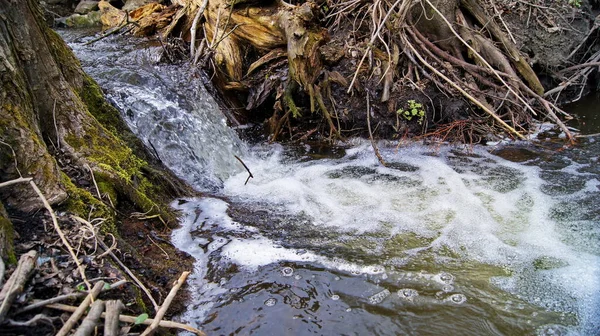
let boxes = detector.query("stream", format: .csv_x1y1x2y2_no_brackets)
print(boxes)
62,30,600,335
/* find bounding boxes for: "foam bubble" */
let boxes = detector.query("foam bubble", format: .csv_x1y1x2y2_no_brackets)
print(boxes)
264,298,277,307
446,294,467,305
397,289,419,301
281,267,294,277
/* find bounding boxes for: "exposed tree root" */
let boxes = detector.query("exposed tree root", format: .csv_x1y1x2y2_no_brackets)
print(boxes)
149,0,585,143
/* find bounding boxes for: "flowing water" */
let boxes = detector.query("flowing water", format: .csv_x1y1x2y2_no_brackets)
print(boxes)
62,31,600,335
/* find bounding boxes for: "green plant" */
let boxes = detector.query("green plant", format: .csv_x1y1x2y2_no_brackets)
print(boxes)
568,0,581,7
397,100,425,125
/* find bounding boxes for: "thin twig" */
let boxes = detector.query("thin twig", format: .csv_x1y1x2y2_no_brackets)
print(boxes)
190,0,209,59
52,99,60,149
147,235,170,260
5,314,58,327
16,279,127,315
29,180,92,289
366,92,387,166
85,164,102,199
140,271,190,336
234,155,254,185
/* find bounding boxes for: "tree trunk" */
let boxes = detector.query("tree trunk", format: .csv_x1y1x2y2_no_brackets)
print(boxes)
0,0,191,257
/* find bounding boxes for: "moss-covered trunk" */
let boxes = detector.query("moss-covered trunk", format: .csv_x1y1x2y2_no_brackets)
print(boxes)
0,0,192,264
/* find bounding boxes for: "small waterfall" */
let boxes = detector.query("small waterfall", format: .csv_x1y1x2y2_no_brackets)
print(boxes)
63,30,246,190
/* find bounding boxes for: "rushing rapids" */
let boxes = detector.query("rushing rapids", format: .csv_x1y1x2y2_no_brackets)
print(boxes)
63,30,600,335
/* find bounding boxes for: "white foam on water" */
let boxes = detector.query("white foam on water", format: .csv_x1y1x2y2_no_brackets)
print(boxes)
220,236,386,275
172,141,599,334
216,141,600,333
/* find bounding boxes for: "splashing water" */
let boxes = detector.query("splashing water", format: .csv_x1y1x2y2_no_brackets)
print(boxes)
61,30,246,190
62,30,600,335
170,142,600,335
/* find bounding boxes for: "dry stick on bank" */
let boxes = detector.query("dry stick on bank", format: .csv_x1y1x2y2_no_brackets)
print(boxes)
73,299,105,336
46,303,206,335
104,300,124,336
0,251,38,324
140,271,190,336
56,281,105,336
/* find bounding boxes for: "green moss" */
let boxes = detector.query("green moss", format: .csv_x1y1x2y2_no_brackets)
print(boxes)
79,76,124,134
59,172,117,234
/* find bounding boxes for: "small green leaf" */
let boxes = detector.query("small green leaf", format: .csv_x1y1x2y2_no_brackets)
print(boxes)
76,284,85,291
134,313,149,325
103,283,111,290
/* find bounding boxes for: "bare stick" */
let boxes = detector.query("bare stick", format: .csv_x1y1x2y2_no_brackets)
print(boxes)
366,92,387,166
16,279,127,315
0,177,32,188
0,258,4,288
52,99,60,149
190,0,209,59
140,271,190,336
85,164,102,199
28,180,92,290
73,299,105,336
46,303,206,335
104,300,124,336
0,250,37,323
234,155,254,185
5,313,58,327
56,280,105,336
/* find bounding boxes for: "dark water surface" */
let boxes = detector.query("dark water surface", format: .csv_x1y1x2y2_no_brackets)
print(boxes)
62,30,600,335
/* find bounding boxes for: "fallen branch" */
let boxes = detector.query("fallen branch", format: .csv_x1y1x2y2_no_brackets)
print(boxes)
104,300,124,336
56,280,105,336
73,299,104,336
0,250,38,323
5,314,58,327
140,271,190,336
234,155,254,185
16,279,127,315
46,302,206,335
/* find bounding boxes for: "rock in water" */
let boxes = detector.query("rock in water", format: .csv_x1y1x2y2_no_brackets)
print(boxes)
75,0,99,14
